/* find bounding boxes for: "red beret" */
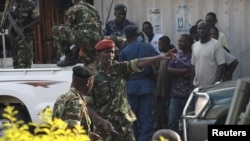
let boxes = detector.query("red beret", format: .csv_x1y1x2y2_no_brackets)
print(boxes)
95,39,115,51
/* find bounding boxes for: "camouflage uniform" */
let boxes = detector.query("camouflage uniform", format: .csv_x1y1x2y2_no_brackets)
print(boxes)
52,0,102,65
108,34,128,50
53,88,91,134
8,0,40,68
86,59,142,141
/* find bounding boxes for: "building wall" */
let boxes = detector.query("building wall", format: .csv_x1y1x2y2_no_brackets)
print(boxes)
34,0,66,64
94,0,250,79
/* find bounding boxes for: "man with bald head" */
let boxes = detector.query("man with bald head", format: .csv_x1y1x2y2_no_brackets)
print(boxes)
191,21,226,87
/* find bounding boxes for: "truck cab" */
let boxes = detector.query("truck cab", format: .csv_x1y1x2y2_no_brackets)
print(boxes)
182,77,250,141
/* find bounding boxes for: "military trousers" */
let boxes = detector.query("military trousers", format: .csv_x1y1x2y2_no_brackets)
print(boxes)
52,25,101,65
11,34,34,68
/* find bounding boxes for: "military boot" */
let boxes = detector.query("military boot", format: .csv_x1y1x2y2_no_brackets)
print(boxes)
57,45,78,67
71,45,80,62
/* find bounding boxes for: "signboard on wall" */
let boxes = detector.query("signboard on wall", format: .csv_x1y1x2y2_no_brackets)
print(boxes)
176,5,191,32
147,8,162,33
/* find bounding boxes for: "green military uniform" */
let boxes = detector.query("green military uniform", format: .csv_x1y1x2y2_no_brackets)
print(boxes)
53,88,91,134
52,0,102,66
7,0,40,68
86,59,142,141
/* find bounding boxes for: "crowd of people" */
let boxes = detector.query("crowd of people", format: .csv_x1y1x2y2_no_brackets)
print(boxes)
2,0,239,141
51,1,239,141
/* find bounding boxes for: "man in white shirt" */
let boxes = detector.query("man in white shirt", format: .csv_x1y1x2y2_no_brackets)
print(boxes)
191,21,226,87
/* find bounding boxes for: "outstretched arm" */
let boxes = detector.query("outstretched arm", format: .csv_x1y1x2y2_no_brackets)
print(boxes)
136,48,176,69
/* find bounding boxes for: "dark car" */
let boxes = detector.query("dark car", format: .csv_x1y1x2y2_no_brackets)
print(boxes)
181,77,250,141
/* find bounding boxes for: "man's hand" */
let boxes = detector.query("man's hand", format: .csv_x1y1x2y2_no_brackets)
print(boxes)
162,48,177,60
90,132,102,141
14,27,23,35
100,119,114,133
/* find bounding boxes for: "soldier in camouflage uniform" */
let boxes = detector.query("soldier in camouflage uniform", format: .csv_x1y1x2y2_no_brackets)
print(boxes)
53,66,105,141
103,34,128,61
86,39,176,141
2,0,40,68
52,0,102,67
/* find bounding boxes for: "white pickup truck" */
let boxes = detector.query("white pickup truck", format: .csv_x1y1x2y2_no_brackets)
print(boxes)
0,34,72,127
0,64,72,122
0,64,74,137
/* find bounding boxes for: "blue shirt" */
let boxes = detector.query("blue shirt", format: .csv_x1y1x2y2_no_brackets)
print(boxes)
119,41,158,95
102,19,134,37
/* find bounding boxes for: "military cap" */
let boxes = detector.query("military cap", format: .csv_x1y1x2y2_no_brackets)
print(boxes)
114,4,127,12
124,25,139,36
72,66,94,79
95,39,115,51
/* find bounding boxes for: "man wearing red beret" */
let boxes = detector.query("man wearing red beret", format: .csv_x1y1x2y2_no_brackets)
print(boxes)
86,39,176,141
95,39,115,51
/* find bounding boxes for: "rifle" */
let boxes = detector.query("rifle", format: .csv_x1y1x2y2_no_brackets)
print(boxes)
6,11,29,47
0,0,12,68
0,0,13,32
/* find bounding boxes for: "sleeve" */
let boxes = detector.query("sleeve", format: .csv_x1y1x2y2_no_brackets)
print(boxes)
27,0,40,19
224,50,236,65
31,6,39,19
119,59,142,73
64,8,73,26
222,37,228,49
63,98,83,127
215,42,226,65
130,59,143,72
52,98,62,119
219,32,228,48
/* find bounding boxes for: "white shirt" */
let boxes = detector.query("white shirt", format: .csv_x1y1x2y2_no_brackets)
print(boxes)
149,33,164,55
218,32,228,48
191,38,226,86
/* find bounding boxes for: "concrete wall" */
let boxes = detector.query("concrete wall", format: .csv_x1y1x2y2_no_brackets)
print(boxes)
94,0,250,79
